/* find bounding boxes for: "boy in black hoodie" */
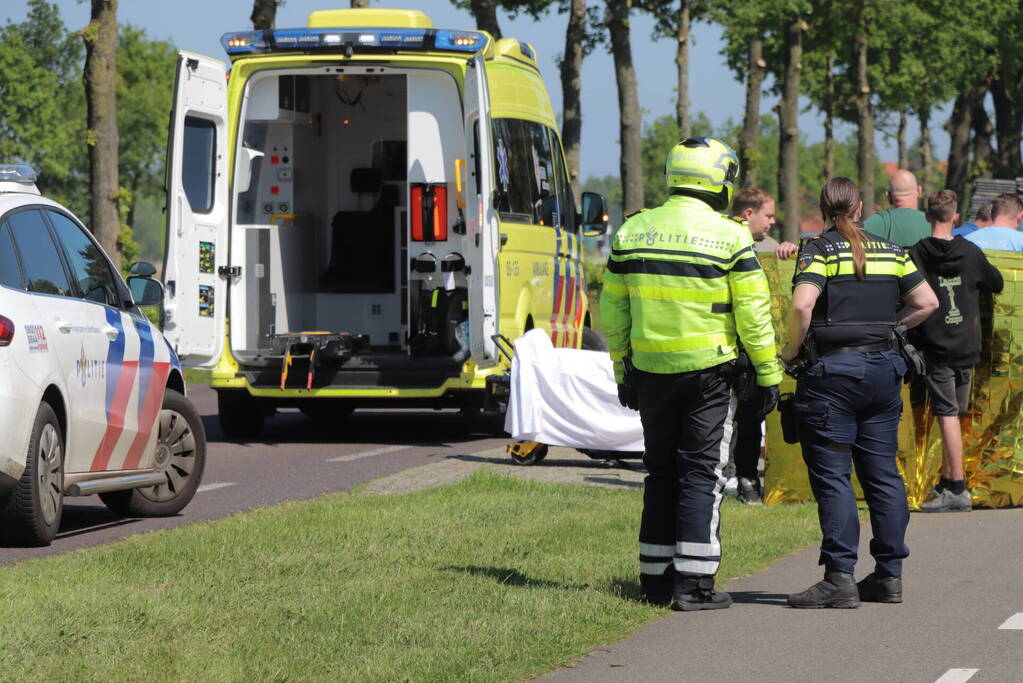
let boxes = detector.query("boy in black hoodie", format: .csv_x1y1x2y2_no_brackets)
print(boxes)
910,190,1003,512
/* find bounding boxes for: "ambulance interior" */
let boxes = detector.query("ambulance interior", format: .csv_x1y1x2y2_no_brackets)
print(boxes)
231,69,469,376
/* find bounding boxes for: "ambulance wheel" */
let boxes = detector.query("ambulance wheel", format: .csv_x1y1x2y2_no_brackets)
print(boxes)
581,327,607,351
511,444,548,466
217,390,264,439
2,402,64,547
100,389,206,517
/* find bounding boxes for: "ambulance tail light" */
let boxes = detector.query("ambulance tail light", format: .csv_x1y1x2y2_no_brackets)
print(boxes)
411,184,448,242
0,315,14,347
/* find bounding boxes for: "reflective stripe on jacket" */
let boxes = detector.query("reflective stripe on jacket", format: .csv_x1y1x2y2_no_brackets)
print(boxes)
599,194,782,386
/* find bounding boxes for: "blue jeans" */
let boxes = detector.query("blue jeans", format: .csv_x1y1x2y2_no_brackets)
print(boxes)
795,350,910,576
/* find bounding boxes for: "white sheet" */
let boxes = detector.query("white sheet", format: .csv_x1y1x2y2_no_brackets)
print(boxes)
504,329,645,452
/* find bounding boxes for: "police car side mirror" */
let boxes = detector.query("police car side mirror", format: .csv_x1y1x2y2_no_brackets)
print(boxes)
128,276,164,307
581,191,609,237
128,261,157,277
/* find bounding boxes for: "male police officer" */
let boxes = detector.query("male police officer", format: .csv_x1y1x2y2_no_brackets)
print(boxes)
600,138,782,611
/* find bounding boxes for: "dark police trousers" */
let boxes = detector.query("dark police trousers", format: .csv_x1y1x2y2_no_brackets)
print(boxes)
731,398,762,482
795,350,910,577
636,364,735,579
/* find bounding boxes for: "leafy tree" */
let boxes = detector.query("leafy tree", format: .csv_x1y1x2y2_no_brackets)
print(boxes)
82,0,121,269
116,26,175,237
251,0,284,29
605,0,644,216
0,0,86,214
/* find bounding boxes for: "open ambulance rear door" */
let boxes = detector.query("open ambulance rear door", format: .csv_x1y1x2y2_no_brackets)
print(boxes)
162,51,230,368
463,54,500,367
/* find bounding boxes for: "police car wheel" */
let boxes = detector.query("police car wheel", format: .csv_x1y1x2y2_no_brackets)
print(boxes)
581,327,608,352
510,444,548,466
99,390,207,517
1,402,64,547
217,390,264,439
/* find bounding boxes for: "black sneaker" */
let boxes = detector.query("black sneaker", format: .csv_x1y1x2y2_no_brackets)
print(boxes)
787,571,860,609
640,568,674,606
857,572,902,603
673,575,732,611
737,477,763,506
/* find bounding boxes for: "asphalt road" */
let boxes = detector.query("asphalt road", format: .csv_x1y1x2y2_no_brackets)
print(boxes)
544,506,1023,682
0,384,507,565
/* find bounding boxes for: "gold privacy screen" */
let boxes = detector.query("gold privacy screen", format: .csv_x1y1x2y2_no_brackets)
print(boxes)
761,252,1023,509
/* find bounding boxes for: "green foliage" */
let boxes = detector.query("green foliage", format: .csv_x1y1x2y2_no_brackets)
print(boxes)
0,3,174,262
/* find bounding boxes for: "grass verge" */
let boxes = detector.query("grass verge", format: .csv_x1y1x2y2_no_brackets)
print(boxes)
0,471,822,681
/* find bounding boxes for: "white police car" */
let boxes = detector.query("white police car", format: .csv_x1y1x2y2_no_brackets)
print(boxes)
0,165,206,546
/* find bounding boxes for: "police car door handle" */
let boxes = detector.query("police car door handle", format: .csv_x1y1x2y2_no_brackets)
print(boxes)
102,325,120,340
55,319,72,334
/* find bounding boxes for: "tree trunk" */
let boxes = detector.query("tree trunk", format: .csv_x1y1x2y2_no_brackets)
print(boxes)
738,37,765,189
990,76,1022,178
470,0,502,39
918,105,933,193
971,90,994,180
897,107,909,169
560,0,586,199
607,0,644,216
350,0,370,6
853,15,875,217
82,0,121,269
777,16,803,242
945,89,978,207
823,55,835,182
251,0,280,29
675,0,691,137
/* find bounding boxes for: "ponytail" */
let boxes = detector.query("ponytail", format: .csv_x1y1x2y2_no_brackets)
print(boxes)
820,177,868,279
834,214,867,279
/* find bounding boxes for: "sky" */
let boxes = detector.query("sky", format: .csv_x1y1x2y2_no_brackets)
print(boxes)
3,0,945,181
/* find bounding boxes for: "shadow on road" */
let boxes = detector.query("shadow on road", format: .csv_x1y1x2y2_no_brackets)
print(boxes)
728,590,789,606
56,504,141,540
201,410,503,447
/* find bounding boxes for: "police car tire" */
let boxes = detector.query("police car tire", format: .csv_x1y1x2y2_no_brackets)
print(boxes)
217,390,264,439
581,327,607,352
99,390,207,517
2,402,64,547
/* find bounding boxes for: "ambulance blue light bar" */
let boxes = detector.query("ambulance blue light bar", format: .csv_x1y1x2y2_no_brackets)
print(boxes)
221,28,486,56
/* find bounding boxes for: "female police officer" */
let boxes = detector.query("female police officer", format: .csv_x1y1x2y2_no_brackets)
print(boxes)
780,177,938,608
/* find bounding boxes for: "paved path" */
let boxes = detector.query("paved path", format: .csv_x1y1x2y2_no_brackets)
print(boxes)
544,507,1023,683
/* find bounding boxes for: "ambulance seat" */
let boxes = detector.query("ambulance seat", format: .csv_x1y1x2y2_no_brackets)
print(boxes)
323,168,397,292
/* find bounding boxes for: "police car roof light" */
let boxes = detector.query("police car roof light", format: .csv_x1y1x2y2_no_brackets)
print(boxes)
0,165,37,183
0,315,14,347
220,27,485,56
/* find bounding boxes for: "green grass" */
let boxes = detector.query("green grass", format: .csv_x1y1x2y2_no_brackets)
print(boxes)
0,471,823,681
183,368,210,386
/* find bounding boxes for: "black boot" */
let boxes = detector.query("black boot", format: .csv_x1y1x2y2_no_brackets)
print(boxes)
787,571,860,609
673,575,732,612
857,572,902,603
639,568,674,606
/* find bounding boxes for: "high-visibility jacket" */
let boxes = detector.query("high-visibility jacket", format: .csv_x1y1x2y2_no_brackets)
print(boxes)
599,194,782,387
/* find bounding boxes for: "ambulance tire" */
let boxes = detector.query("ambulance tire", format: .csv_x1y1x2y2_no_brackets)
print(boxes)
99,389,207,517
581,327,607,352
217,390,264,439
2,402,64,547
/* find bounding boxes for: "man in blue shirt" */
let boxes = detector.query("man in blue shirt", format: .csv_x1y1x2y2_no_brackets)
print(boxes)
952,202,992,238
965,194,1023,251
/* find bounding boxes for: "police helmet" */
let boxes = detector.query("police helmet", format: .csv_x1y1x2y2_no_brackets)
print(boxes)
665,137,740,211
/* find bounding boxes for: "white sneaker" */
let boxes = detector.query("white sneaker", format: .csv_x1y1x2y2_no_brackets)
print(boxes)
723,476,739,497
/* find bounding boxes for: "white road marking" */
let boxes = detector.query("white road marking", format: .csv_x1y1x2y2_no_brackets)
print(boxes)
934,669,978,683
998,612,1023,629
326,445,411,462
196,482,238,493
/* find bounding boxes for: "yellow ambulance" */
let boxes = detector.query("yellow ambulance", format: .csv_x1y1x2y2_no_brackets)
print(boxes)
162,8,608,436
